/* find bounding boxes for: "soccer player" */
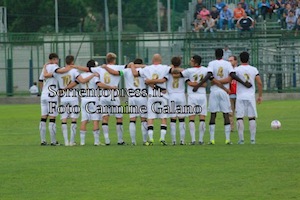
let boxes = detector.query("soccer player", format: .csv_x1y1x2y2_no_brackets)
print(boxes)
131,54,171,145
38,53,72,146
44,55,97,146
193,49,251,145
65,60,115,146
228,55,238,132
234,51,263,144
166,57,186,145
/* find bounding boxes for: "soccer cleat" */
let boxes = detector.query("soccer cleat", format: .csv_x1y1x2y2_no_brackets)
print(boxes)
131,142,136,146
160,140,168,146
105,143,111,146
208,140,215,145
80,143,85,146
180,141,186,145
69,142,77,146
117,141,126,145
237,140,244,145
64,142,70,146
251,140,256,144
143,141,149,146
148,139,154,146
41,141,47,146
189,141,196,145
225,140,233,145
199,141,205,145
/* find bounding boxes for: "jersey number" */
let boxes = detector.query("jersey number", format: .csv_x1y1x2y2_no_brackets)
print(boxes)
62,75,71,87
172,78,179,88
104,72,110,84
134,77,139,87
217,67,224,78
193,74,204,82
244,73,250,81
152,73,159,80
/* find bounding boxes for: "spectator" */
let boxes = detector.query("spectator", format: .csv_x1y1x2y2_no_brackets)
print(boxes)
285,0,297,9
192,14,205,32
249,0,259,20
204,14,216,37
295,2,300,18
194,0,206,19
200,6,210,20
223,45,232,61
295,15,300,36
237,12,255,36
268,0,276,19
210,5,220,28
282,3,293,29
239,0,251,15
286,10,297,30
29,82,39,96
234,3,246,25
220,5,234,30
216,0,226,12
258,0,271,21
275,0,286,23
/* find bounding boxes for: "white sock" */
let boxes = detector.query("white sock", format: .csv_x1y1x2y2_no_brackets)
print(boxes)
148,126,154,141
225,124,231,141
49,122,56,144
39,121,46,142
199,121,205,142
237,119,244,141
129,122,136,144
70,122,77,144
189,121,195,142
141,121,148,142
160,125,167,141
102,124,110,144
170,121,176,143
179,121,185,143
249,119,256,141
116,123,123,143
80,130,86,145
209,124,215,141
93,129,100,144
62,123,69,145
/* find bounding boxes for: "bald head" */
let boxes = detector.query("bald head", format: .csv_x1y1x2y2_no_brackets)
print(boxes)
152,54,162,64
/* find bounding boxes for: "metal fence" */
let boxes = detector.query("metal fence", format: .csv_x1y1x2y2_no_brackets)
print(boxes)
0,30,299,96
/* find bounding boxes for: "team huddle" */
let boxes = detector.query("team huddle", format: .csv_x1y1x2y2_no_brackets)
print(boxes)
38,49,263,146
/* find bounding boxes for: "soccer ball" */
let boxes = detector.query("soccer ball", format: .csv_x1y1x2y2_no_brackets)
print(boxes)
271,120,281,129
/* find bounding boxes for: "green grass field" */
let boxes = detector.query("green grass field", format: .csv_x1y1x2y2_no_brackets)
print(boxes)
0,100,300,200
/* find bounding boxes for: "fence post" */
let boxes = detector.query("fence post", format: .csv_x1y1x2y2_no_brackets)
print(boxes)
6,59,13,96
29,48,33,88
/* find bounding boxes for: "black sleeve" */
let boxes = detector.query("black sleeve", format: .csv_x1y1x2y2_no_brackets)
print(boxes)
124,64,128,69
88,67,92,73
180,72,184,78
75,80,80,84
185,79,190,83
39,79,43,82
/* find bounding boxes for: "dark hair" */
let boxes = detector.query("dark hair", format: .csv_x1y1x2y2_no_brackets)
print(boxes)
87,59,96,68
171,56,181,67
229,55,238,61
49,53,58,60
133,58,143,64
192,55,202,66
239,51,249,63
215,48,224,59
65,55,74,65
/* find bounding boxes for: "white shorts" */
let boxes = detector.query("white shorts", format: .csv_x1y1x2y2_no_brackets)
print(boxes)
41,97,58,117
81,99,101,122
147,96,168,119
168,93,186,118
235,98,257,118
60,99,80,120
188,93,207,116
128,97,147,118
209,90,231,113
99,97,123,118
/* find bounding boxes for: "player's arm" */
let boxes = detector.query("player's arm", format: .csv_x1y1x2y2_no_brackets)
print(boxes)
74,65,90,72
256,74,263,104
192,72,213,92
131,66,140,77
230,72,252,88
65,81,79,89
38,80,43,90
55,65,73,74
170,68,184,74
218,76,233,84
211,78,230,94
77,73,99,84
96,81,117,90
101,64,123,76
187,81,207,87
145,77,167,85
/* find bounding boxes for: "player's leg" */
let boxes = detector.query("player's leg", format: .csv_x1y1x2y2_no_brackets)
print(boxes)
198,94,207,145
70,100,80,146
208,92,218,144
80,120,88,146
189,115,196,145
147,97,156,144
236,99,245,144
223,112,232,144
229,97,236,131
249,117,256,144
116,117,125,145
102,115,110,145
219,91,232,144
92,120,101,146
248,99,258,144
129,117,137,145
140,117,148,145
160,118,168,145
170,118,177,145
178,117,186,145
61,118,69,146
40,99,48,145
209,112,217,144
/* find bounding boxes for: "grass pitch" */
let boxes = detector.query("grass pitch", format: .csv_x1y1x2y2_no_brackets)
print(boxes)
0,100,300,200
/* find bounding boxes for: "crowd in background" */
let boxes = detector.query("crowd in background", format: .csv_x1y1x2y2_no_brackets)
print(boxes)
192,0,300,36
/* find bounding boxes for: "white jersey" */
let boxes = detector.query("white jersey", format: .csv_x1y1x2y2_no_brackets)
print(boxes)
123,68,146,90
234,65,259,100
91,65,125,87
53,68,80,101
79,72,100,101
138,64,171,96
39,64,59,99
181,67,208,94
167,71,185,94
208,59,233,92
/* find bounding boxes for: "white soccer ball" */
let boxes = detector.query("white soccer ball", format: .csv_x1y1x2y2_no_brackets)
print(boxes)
271,120,281,129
